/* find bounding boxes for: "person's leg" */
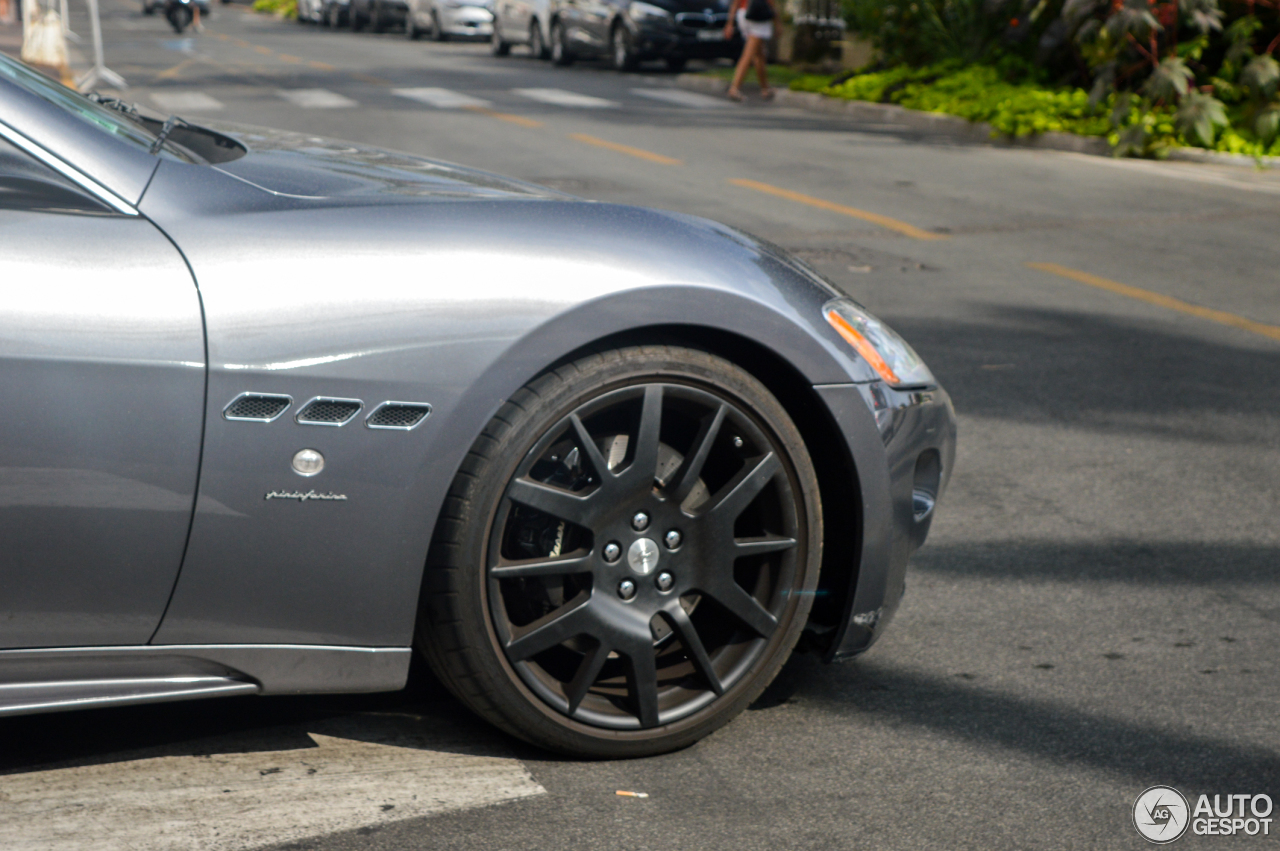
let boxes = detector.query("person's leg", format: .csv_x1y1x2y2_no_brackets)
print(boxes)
754,46,771,95
193,3,202,30
728,36,759,99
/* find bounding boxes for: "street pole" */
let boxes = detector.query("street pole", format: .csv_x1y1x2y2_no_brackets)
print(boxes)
60,0,82,42
75,0,125,91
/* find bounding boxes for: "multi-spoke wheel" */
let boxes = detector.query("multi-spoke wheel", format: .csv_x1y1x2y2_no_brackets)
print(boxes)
417,347,821,757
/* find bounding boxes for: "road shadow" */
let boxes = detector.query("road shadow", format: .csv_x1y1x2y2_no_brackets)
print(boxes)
911,538,1280,587
887,305,1280,445
0,659,520,776
772,653,1280,793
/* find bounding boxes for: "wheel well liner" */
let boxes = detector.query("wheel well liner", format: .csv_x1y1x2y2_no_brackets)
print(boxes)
551,325,863,657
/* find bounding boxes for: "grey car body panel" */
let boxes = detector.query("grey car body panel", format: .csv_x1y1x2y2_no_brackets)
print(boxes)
0,208,205,648
0,78,158,205
0,76,956,707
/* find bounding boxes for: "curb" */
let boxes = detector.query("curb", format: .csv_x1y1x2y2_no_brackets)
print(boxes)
676,72,1279,168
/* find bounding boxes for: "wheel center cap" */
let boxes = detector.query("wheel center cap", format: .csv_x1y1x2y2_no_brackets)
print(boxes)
626,538,660,576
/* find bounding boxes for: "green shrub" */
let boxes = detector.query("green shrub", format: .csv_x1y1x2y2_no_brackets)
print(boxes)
253,0,297,18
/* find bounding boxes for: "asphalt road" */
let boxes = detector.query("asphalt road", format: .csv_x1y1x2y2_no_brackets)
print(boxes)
3,3,1279,849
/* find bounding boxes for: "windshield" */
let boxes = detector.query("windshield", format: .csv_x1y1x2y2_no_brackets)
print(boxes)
0,52,159,152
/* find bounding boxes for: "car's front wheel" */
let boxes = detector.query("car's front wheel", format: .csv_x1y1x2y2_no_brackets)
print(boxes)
417,346,822,758
549,19,574,65
610,23,639,71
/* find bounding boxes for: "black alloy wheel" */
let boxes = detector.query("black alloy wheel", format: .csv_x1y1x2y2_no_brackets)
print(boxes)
610,23,639,71
491,20,510,54
550,19,574,65
417,347,822,758
529,19,547,59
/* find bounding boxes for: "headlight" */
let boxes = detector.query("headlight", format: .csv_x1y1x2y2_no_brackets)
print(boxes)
628,1,672,22
823,298,935,388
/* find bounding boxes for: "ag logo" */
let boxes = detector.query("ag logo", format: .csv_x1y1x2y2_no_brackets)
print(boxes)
1134,786,1191,844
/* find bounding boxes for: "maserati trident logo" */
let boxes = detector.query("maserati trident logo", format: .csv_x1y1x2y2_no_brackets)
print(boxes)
264,490,348,502
1133,786,1191,844
627,538,660,576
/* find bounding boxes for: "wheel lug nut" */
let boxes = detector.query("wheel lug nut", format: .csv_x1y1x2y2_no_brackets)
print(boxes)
631,512,650,531
732,435,744,448
655,572,675,592
618,579,637,600
664,530,682,549
603,542,622,563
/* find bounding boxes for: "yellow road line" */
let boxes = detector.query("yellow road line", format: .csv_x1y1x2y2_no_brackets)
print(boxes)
462,106,543,128
351,72,391,85
568,133,682,165
253,45,273,55
309,60,336,70
1027,262,1280,344
278,54,302,63
156,56,200,79
728,178,948,241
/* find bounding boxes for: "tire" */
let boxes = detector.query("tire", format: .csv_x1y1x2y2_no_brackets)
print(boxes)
549,18,573,65
350,3,366,30
610,23,639,71
431,10,448,39
371,0,385,31
490,20,510,54
406,11,420,37
416,346,822,758
142,1,155,15
529,19,548,59
167,5,191,32
665,55,686,72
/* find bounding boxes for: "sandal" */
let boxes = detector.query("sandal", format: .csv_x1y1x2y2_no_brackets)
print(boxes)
726,88,744,102
760,87,775,101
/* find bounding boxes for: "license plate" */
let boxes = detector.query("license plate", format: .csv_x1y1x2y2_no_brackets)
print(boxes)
696,29,724,40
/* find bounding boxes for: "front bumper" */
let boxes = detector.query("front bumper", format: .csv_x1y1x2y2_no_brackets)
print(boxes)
440,5,494,36
632,20,742,59
815,381,957,659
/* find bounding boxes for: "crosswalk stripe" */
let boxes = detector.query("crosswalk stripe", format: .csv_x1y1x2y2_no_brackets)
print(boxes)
393,87,492,108
277,88,357,108
150,91,224,112
630,88,730,108
512,88,619,108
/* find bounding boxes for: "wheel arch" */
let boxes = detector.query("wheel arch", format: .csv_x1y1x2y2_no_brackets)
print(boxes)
535,324,864,658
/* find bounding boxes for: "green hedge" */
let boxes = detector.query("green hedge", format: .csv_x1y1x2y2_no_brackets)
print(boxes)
253,0,297,18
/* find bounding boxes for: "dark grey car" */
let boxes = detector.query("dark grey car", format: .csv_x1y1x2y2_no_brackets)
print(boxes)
0,52,955,757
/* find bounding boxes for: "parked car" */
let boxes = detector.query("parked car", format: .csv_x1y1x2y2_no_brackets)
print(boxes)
490,0,552,57
544,0,741,70
296,0,326,23
321,0,350,26
0,50,954,758
350,0,408,31
406,0,495,40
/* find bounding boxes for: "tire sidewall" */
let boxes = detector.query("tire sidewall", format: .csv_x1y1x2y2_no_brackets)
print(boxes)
422,348,822,758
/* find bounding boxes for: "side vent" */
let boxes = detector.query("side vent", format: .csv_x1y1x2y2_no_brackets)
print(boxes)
366,402,432,431
224,393,292,423
296,397,363,426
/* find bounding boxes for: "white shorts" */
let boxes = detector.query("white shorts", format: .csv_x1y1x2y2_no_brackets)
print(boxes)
736,9,773,40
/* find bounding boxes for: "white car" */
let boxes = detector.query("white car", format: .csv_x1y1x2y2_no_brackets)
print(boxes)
406,0,495,39
489,0,552,57
296,0,326,22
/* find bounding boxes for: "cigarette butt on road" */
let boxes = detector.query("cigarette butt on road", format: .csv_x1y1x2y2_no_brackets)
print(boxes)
615,790,649,798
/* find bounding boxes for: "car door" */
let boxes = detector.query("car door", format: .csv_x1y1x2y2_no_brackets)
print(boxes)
0,130,206,648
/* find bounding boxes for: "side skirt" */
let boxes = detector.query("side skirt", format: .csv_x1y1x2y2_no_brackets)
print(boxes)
0,644,412,717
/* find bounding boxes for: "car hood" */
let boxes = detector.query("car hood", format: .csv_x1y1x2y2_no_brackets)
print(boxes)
202,122,568,201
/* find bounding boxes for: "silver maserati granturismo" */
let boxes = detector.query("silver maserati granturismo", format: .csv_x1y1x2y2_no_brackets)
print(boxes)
0,51,955,757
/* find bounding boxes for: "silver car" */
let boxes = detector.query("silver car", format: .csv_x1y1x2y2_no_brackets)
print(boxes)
490,0,552,56
0,51,954,757
406,0,494,39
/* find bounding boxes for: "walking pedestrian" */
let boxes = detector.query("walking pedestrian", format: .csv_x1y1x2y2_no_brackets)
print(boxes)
723,0,776,102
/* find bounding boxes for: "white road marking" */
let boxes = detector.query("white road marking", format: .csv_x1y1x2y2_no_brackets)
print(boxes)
0,715,545,851
150,91,224,112
630,88,730,108
393,87,492,108
512,88,619,108
277,88,358,108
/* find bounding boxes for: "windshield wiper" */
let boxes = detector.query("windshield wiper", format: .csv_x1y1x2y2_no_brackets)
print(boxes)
149,114,190,155
86,92,140,116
